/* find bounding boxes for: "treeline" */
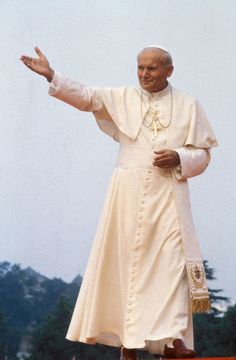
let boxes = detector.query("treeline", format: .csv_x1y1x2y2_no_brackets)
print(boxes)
194,262,236,356
0,261,235,359
0,262,81,360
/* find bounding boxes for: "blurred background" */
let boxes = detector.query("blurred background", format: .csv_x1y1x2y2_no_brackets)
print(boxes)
0,0,236,358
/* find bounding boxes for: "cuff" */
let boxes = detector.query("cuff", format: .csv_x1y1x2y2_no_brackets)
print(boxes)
173,148,189,180
173,163,183,180
173,147,210,180
48,72,62,95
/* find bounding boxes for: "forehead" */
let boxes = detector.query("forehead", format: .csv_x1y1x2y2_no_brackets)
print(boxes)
137,49,164,65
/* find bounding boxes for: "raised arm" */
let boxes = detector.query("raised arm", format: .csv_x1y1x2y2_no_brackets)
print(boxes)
20,47,54,82
20,47,105,114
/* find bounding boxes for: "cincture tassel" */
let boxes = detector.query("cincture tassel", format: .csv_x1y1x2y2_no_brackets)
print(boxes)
192,297,211,313
186,262,212,314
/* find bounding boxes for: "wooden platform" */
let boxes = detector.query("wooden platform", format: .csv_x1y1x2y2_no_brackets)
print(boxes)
152,358,236,360
160,358,236,360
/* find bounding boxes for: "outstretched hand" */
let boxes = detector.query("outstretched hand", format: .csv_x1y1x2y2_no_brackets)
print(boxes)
153,149,180,168
20,47,54,82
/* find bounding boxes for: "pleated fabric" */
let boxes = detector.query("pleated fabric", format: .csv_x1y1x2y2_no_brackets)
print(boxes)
66,87,194,354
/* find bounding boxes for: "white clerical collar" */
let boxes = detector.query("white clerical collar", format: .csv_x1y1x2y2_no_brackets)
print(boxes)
140,82,171,99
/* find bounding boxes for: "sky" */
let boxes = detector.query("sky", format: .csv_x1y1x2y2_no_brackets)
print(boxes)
0,0,236,301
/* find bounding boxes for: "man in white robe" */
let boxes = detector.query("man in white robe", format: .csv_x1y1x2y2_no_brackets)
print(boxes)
20,46,217,359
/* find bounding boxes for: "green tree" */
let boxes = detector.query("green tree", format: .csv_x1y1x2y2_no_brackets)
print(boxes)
213,303,236,356
193,260,230,356
28,295,119,360
0,261,81,359
204,260,229,316
29,295,80,360
0,309,7,360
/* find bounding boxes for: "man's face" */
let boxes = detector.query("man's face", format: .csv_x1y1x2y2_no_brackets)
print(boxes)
137,49,173,93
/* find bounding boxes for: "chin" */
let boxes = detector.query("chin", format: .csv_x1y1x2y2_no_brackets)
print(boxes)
142,85,156,92
140,83,153,92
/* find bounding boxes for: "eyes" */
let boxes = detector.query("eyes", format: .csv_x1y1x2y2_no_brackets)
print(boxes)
138,65,158,72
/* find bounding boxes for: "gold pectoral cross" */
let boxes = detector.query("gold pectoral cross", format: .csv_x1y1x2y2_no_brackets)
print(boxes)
152,112,161,136
152,119,158,136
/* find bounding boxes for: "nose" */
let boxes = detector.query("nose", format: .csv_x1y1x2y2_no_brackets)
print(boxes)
141,69,149,79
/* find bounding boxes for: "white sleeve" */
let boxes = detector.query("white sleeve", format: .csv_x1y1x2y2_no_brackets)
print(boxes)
48,72,103,112
173,147,211,180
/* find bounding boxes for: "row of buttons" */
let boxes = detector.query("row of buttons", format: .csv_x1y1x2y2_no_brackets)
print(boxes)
125,170,153,330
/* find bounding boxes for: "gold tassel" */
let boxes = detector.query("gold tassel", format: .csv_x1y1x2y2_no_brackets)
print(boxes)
192,297,211,314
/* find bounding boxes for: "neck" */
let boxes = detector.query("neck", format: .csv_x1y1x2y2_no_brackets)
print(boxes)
151,81,168,93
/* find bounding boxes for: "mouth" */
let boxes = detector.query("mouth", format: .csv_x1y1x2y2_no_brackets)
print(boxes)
140,79,152,84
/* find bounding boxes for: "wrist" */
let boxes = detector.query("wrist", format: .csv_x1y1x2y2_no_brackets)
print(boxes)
45,67,54,82
173,150,180,166
176,152,180,165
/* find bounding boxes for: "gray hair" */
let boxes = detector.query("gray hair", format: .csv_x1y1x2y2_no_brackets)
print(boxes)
139,45,173,66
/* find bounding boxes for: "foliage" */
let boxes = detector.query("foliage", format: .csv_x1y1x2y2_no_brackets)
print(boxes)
204,260,229,316
0,309,8,360
1,260,236,358
28,295,120,360
0,261,80,360
193,260,235,356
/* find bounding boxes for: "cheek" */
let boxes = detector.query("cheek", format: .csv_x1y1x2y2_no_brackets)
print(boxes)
151,72,160,80
137,70,142,78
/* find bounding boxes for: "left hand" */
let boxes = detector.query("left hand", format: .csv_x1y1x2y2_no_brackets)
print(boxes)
153,149,180,168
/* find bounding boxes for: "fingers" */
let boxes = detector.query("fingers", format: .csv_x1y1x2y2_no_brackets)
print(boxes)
20,52,36,70
20,46,44,65
35,46,44,58
153,158,171,167
154,153,169,160
153,149,180,168
20,56,33,69
154,149,167,155
153,150,173,167
154,150,170,160
153,154,170,164
20,55,33,62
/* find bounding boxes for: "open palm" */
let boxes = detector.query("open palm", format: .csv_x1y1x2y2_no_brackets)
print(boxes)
20,47,53,80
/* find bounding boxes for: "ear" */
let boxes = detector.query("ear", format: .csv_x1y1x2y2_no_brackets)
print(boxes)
167,65,174,78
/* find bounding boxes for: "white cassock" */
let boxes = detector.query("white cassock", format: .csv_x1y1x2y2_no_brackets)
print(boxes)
48,74,217,355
